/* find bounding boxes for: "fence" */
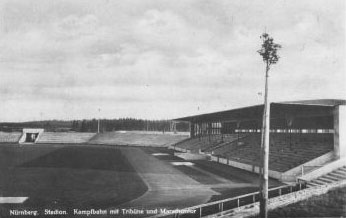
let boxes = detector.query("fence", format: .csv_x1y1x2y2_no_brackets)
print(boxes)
149,183,307,218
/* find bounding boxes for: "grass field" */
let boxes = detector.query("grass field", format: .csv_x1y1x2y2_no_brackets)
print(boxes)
0,143,283,217
0,144,147,217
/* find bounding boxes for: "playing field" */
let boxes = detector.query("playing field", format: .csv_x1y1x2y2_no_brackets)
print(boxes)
0,144,148,217
0,144,282,217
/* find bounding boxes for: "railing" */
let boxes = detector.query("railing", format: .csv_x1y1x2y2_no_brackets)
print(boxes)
149,183,307,218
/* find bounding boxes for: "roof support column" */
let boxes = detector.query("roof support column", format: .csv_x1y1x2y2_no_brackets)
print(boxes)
190,122,195,138
333,105,346,158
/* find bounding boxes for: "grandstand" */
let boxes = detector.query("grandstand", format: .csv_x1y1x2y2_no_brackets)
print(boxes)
211,133,333,172
173,99,346,183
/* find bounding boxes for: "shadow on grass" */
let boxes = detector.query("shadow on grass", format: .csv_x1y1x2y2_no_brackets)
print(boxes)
20,146,135,172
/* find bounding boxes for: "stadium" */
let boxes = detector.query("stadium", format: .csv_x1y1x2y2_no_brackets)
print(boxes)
1,0,345,218
0,99,345,218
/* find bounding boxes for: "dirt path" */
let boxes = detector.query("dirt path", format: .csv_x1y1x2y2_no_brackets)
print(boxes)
121,147,218,209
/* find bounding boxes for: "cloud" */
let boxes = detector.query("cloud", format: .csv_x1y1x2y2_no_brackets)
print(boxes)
132,9,214,53
0,0,344,121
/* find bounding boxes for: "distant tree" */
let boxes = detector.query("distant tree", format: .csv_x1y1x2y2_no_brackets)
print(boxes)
81,120,87,132
0,118,190,133
44,121,52,131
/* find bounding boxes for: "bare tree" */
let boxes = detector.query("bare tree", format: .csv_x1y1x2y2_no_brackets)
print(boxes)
257,33,281,218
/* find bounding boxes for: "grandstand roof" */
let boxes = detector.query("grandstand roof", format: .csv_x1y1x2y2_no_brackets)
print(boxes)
174,99,345,123
280,99,346,106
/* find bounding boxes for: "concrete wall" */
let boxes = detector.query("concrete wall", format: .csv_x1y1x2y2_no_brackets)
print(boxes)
211,156,218,162
334,105,346,158
174,152,208,160
169,146,191,153
210,156,283,181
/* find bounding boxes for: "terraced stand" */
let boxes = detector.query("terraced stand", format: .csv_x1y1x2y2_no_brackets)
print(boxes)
37,132,96,144
0,132,22,143
89,131,188,147
307,166,346,188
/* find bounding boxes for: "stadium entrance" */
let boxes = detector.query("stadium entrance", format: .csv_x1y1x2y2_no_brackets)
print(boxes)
25,133,39,142
19,128,44,144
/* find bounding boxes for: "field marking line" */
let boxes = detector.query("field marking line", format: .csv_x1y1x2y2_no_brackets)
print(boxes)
0,197,28,204
171,162,194,166
151,153,170,156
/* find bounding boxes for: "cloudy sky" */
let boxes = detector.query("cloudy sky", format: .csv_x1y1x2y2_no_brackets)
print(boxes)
0,0,345,122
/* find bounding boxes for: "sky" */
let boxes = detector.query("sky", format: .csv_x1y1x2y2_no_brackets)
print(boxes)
0,0,345,122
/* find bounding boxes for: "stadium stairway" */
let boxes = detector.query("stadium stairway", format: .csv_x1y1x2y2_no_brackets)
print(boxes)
307,166,346,188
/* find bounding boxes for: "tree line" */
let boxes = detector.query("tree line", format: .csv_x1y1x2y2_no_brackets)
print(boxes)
0,118,189,133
